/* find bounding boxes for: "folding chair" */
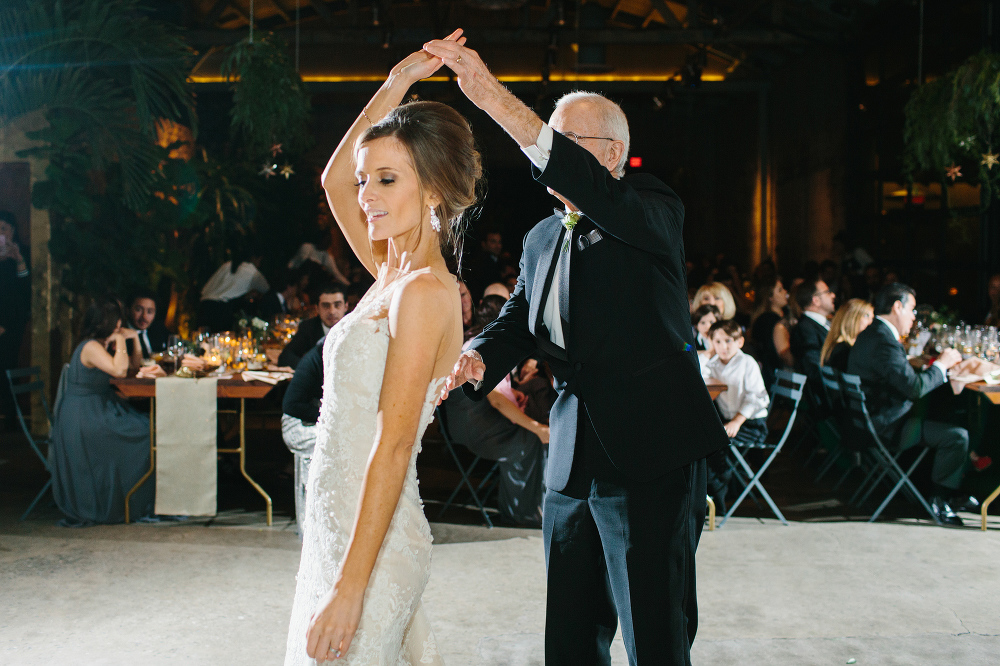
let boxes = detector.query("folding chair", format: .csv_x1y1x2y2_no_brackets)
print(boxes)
719,369,806,527
6,367,56,521
433,404,499,527
814,366,848,483
836,383,940,524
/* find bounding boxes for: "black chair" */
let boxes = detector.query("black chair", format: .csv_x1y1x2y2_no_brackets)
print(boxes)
813,365,849,484
6,367,55,520
836,381,940,524
719,369,806,527
433,404,499,527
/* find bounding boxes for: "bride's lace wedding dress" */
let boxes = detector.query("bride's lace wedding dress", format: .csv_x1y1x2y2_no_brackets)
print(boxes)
285,275,445,665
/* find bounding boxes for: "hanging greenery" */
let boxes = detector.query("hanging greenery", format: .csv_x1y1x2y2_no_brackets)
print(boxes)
0,0,195,212
903,51,1000,207
220,33,312,159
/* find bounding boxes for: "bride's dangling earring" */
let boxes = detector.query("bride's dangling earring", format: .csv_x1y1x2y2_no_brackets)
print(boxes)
429,205,442,233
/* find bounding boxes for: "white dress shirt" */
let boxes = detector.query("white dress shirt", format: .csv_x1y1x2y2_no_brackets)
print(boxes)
875,316,948,380
707,350,770,421
200,261,270,302
521,124,567,348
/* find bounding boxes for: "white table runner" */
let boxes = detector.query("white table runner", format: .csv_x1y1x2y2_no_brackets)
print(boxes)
154,376,217,516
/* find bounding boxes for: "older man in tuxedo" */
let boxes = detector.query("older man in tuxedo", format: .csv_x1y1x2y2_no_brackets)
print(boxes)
430,36,728,666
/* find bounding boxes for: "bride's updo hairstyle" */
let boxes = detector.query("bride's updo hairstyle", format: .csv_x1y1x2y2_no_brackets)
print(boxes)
358,100,483,266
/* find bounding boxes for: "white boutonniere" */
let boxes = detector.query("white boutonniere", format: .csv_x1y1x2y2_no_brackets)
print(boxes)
562,211,581,251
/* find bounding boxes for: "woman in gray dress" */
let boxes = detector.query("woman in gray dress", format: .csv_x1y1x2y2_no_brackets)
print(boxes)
51,298,155,525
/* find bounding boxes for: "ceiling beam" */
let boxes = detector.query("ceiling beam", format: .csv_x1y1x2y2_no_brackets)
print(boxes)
308,0,336,23
267,0,293,22
202,0,234,27
647,0,683,29
185,27,807,46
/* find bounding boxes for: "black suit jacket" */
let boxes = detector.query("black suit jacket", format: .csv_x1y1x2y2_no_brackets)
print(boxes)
127,320,169,359
846,318,945,434
278,316,325,369
790,315,828,376
256,291,288,323
465,132,727,491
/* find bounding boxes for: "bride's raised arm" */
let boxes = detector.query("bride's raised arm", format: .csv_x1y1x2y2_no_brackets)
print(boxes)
321,30,466,278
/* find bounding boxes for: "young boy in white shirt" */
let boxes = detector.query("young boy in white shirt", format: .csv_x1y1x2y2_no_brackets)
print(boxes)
705,319,770,512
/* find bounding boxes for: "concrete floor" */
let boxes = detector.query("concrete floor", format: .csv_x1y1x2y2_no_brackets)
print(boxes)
2,510,999,665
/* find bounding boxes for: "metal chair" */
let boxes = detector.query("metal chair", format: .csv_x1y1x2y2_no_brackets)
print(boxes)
813,366,849,484
433,404,499,527
836,382,940,524
6,367,55,520
719,369,807,527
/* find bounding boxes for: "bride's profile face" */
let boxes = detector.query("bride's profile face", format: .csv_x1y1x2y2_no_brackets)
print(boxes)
355,137,431,242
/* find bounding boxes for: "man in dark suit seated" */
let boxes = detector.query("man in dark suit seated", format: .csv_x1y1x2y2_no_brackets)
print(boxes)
278,283,348,369
256,268,300,323
127,290,169,359
791,278,836,384
281,341,324,534
847,282,977,526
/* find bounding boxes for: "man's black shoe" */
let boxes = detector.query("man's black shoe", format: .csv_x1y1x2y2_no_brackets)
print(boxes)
931,497,964,527
949,495,981,513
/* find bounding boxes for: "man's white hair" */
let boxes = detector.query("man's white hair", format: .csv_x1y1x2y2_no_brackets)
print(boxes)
553,91,630,178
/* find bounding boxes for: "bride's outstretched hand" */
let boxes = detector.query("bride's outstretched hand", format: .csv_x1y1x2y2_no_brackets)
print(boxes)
392,28,466,84
306,581,364,662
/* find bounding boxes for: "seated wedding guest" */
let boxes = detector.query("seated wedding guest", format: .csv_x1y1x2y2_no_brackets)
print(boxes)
512,356,557,425
791,277,836,408
198,251,269,332
458,281,474,337
750,275,793,388
257,269,300,323
50,299,164,525
442,296,548,527
127,290,169,360
282,341,325,533
278,283,348,369
466,228,504,301
482,281,511,300
0,211,30,429
692,281,737,322
985,273,1000,327
847,282,977,526
820,298,873,372
691,304,720,352
705,319,770,514
287,234,350,285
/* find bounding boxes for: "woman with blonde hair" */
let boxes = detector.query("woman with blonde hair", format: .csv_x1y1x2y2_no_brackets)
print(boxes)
691,281,737,321
820,298,874,371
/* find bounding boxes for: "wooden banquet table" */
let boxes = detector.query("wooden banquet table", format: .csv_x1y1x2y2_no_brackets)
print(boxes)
111,377,278,525
706,379,727,400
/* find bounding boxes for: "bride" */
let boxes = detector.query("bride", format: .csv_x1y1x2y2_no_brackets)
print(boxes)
284,31,481,664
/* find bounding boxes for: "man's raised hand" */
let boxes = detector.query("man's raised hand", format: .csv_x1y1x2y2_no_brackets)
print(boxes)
392,29,466,84
422,37,497,110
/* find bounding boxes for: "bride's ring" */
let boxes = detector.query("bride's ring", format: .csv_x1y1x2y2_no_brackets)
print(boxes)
329,647,341,658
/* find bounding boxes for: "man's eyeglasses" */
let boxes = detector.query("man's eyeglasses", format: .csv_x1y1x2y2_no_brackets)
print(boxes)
560,131,617,144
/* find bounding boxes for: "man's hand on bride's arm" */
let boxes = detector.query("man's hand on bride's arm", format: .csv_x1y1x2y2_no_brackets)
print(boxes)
306,576,365,662
438,350,486,403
